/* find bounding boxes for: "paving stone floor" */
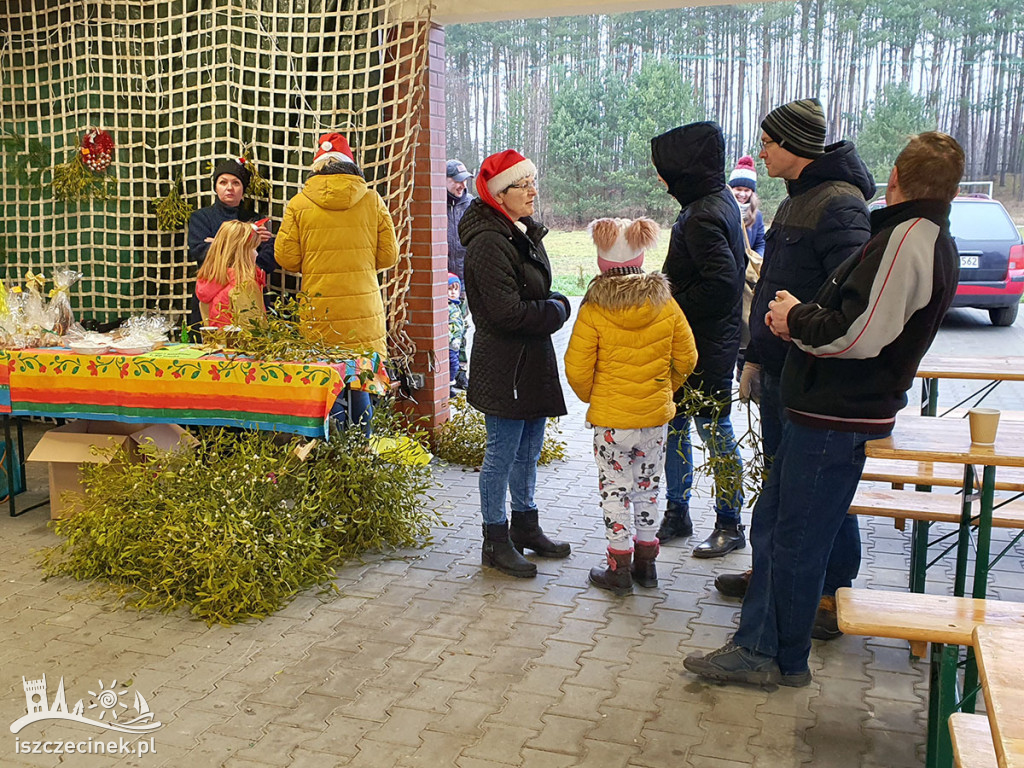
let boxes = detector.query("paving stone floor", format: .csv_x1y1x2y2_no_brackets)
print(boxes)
1,305,1022,767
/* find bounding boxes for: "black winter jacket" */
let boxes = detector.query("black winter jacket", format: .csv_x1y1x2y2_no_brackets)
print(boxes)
781,199,959,429
746,141,874,377
459,199,570,420
652,121,746,416
447,190,473,291
187,199,279,326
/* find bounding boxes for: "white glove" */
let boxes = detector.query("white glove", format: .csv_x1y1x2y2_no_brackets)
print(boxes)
739,362,761,404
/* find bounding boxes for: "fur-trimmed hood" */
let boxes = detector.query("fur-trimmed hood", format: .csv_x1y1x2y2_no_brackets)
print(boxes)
583,271,673,328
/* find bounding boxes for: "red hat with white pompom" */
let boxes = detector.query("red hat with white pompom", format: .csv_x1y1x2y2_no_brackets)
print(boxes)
475,149,538,216
728,155,758,191
313,133,354,166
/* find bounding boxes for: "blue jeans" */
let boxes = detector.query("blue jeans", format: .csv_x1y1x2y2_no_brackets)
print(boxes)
759,370,785,463
665,411,743,527
329,389,373,437
759,372,860,596
449,348,461,384
733,421,884,675
479,415,546,525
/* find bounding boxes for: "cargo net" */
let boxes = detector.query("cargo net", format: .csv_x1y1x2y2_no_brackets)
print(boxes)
0,0,431,363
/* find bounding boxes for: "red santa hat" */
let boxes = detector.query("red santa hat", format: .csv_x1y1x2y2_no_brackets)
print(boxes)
589,217,661,273
475,149,538,215
313,132,354,166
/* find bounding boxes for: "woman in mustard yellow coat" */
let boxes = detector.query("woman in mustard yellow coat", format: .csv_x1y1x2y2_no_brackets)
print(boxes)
564,217,697,595
276,133,398,430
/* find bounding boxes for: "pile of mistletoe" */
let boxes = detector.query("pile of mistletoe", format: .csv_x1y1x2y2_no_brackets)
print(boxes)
42,405,440,625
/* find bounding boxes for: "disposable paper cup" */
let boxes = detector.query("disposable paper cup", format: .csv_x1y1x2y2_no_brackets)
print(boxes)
968,407,1000,445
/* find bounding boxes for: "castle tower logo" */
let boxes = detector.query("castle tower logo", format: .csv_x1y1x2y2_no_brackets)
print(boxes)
11,675,162,735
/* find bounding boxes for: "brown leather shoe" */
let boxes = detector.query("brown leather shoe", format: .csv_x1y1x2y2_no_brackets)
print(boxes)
632,538,659,588
714,569,751,599
589,550,633,595
812,595,842,640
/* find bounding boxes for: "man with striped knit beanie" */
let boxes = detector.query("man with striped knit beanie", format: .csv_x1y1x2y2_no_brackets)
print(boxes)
716,97,876,643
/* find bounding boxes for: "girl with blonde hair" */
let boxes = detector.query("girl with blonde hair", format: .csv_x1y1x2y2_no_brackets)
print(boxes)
195,219,267,328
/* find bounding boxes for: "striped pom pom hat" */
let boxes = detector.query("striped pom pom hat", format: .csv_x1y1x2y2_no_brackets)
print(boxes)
728,156,757,190
760,98,826,159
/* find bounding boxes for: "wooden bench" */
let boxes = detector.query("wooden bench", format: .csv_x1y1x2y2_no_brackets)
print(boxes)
972,625,1024,768
862,458,1024,493
848,488,1024,531
948,713,997,768
836,587,1024,657
837,588,1024,768
848,487,1024,594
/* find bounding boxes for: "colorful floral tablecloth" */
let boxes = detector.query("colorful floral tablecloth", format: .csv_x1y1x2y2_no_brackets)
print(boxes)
0,345,389,438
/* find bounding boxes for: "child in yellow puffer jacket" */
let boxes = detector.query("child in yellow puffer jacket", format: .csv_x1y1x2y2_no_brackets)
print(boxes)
564,217,698,595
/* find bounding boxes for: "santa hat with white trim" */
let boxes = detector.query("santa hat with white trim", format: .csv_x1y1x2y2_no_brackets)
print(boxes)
475,149,538,212
313,132,354,166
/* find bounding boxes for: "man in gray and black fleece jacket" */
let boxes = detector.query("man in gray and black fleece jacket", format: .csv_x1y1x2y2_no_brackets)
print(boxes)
685,132,963,688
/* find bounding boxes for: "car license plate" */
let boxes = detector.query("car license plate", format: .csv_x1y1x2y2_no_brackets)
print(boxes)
960,255,979,269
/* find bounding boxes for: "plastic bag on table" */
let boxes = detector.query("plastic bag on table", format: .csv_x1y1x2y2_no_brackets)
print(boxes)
48,268,83,336
21,271,54,340
115,314,172,347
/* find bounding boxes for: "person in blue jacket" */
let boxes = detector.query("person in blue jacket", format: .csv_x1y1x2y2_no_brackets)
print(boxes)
728,155,765,256
729,155,766,376
187,158,277,327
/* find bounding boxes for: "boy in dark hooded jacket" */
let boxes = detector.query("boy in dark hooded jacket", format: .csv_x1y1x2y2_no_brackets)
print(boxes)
651,121,749,559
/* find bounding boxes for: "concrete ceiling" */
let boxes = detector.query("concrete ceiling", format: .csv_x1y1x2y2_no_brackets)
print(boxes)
428,0,765,25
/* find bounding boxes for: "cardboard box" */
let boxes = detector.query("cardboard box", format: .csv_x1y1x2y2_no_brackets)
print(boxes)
27,422,195,519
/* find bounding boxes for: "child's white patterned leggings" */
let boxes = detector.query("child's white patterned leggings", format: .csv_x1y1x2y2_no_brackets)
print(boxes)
591,424,667,548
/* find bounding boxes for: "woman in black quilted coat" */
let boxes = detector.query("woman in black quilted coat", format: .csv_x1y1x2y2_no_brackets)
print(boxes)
459,149,572,578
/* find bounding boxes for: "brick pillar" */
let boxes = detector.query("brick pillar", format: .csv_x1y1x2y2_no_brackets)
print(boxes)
402,23,450,431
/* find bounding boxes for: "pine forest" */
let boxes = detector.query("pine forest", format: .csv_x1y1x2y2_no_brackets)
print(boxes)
444,0,1024,223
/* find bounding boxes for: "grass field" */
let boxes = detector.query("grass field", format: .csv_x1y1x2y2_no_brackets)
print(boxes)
547,212,1024,301
545,228,672,296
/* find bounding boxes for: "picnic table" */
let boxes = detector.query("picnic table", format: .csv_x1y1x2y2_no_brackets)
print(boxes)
916,353,1024,417
973,624,1024,768
865,414,1024,600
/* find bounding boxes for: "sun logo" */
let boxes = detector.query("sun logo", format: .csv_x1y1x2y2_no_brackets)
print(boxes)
87,680,128,721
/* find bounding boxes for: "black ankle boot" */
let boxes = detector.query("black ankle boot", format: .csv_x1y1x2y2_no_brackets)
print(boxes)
509,509,571,558
655,501,693,543
482,522,537,577
589,549,633,595
692,523,746,559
